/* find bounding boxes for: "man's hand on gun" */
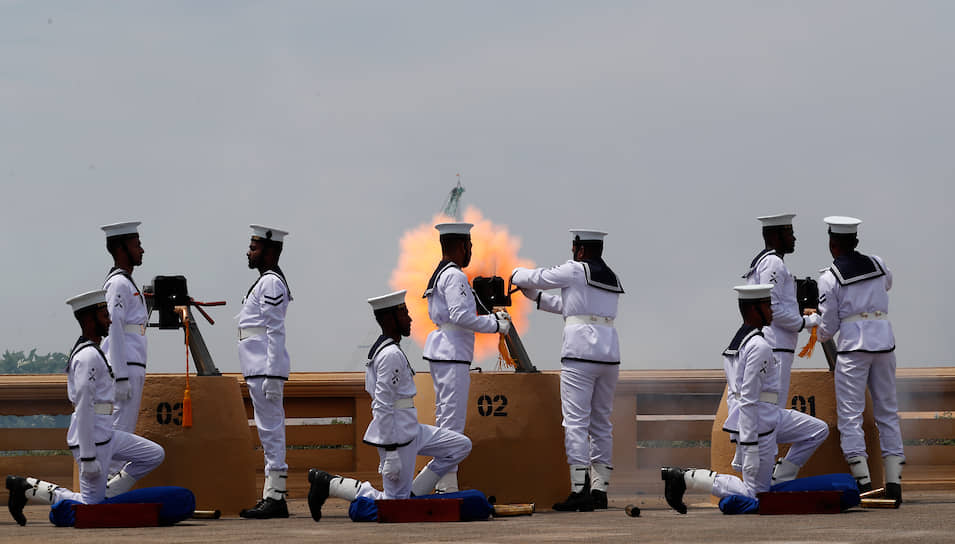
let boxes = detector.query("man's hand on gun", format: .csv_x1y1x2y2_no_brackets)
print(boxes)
496,310,511,335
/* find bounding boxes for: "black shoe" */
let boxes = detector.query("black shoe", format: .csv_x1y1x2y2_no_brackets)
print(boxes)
239,497,289,519
858,481,873,494
885,483,902,504
553,491,595,512
661,467,688,514
591,490,608,510
6,476,30,526
307,469,332,522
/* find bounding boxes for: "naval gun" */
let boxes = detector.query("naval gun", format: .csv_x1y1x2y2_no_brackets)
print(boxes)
472,276,538,373
143,275,226,376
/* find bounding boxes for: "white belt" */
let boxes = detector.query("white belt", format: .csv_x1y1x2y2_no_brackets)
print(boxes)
394,398,415,409
239,327,266,340
732,392,779,404
93,402,114,415
842,311,888,324
439,323,465,332
565,315,615,327
124,323,146,336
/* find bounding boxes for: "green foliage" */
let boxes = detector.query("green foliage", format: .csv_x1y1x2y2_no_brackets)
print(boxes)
1,349,68,374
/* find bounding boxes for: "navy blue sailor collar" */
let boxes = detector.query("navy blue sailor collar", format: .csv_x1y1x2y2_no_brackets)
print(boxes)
722,325,763,356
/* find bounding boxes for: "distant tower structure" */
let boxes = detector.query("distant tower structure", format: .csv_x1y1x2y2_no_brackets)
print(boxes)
442,175,465,220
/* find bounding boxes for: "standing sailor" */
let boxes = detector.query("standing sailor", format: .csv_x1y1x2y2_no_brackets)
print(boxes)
100,221,148,442
510,229,623,512
6,290,164,526
662,284,825,513
306,290,472,521
237,225,293,519
743,214,820,408
422,222,509,493
742,214,829,483
817,216,904,503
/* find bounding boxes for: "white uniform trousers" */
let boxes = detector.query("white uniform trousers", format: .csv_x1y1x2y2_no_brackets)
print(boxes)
58,430,164,505
246,377,288,473
355,424,472,500
730,408,827,472
109,364,146,474
712,429,778,499
429,362,470,473
560,360,619,466
775,351,794,410
834,351,904,459
112,364,146,433
775,408,829,466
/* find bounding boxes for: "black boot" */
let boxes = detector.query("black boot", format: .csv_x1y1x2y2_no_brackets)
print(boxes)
661,467,688,514
553,473,595,512
885,483,902,504
553,491,595,512
6,476,29,526
307,469,332,522
858,481,873,494
239,497,289,519
591,489,608,510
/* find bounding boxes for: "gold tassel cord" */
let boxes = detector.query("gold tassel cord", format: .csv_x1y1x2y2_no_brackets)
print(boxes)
497,332,517,371
177,306,193,428
798,326,818,358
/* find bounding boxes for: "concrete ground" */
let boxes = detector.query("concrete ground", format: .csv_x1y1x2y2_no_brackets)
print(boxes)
3,491,954,543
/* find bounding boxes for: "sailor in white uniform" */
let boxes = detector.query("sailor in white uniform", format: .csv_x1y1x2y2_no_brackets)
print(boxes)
305,290,472,521
742,214,829,483
99,222,148,444
237,225,293,519
817,216,904,503
422,222,509,493
510,229,623,512
6,290,164,526
662,284,825,513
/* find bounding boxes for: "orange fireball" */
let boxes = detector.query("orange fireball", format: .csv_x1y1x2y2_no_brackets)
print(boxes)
389,206,535,362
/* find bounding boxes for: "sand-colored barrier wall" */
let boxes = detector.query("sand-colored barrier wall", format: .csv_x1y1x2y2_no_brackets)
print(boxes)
415,372,569,506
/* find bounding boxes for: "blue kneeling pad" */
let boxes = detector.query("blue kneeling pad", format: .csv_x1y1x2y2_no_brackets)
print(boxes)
718,473,861,515
349,489,493,522
49,486,196,527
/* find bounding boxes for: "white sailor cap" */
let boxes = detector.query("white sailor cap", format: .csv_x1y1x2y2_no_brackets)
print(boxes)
66,290,107,313
570,229,608,242
435,222,473,237
756,213,795,228
100,221,141,239
367,290,407,312
734,284,773,301
250,224,289,243
824,216,862,234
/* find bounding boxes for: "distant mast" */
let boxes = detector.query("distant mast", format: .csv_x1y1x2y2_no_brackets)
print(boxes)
442,174,465,220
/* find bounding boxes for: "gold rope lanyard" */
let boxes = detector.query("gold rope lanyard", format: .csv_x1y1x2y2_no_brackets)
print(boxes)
177,306,194,427
798,310,819,358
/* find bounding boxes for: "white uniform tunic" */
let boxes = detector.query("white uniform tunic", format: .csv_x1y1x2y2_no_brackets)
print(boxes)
56,339,164,505
743,250,808,409
354,335,472,500
238,269,292,474
422,261,498,467
100,269,148,434
817,252,903,460
511,259,622,466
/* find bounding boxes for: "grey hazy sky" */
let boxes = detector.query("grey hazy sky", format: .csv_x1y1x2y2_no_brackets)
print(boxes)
2,1,953,374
